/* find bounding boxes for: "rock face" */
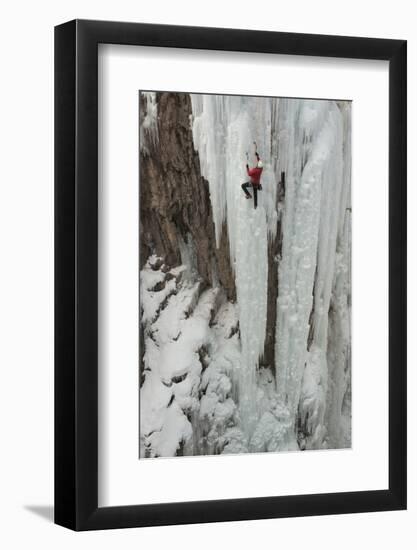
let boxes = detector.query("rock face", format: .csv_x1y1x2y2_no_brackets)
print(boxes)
139,92,235,301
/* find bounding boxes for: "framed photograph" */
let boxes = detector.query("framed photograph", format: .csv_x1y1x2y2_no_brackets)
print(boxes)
55,20,406,530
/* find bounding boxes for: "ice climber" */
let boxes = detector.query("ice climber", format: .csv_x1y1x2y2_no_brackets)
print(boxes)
241,151,263,209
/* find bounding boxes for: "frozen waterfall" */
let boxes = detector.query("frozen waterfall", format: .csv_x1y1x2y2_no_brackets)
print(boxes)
274,99,351,448
191,94,351,448
191,94,279,437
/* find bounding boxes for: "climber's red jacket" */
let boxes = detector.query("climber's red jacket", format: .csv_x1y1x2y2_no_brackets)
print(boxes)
247,165,263,185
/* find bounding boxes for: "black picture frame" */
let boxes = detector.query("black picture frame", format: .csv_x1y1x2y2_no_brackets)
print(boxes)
55,19,407,531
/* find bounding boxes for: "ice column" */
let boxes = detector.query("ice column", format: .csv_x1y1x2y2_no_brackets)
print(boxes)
191,94,278,436
274,99,349,440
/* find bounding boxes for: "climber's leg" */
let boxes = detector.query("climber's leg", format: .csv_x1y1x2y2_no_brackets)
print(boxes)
241,181,252,199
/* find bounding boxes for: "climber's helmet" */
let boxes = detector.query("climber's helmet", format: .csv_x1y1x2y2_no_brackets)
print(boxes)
257,160,263,168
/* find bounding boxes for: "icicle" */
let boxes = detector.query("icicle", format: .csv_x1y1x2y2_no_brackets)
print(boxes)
140,92,159,151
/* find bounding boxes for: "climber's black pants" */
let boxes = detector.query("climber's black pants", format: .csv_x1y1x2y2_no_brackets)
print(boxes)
241,181,258,208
